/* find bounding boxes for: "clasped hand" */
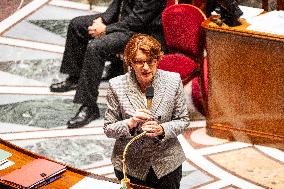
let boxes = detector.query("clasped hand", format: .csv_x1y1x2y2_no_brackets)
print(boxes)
88,17,106,38
127,109,164,137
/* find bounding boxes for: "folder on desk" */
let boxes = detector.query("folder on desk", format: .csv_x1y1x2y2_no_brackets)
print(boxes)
0,158,66,189
0,149,12,165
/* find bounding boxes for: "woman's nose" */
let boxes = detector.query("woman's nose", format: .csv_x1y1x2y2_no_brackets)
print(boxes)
143,62,150,70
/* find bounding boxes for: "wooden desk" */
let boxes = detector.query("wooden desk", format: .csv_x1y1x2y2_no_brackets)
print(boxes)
202,18,284,150
0,139,151,189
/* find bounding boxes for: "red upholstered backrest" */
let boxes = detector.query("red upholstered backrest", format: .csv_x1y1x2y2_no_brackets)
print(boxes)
159,53,198,81
162,4,206,57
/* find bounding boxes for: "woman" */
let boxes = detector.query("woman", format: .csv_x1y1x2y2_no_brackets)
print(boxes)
104,34,190,189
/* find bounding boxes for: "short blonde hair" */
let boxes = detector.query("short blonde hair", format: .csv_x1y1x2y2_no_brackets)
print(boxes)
124,34,163,66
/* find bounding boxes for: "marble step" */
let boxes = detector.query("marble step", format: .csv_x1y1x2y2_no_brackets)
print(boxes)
0,85,108,98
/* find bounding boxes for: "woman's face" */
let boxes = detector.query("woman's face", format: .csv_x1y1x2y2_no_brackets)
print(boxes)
131,49,158,89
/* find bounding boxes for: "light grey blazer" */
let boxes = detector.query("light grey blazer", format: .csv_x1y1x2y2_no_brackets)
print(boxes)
104,69,190,180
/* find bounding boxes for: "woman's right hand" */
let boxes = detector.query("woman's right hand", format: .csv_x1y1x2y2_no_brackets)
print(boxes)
127,109,153,130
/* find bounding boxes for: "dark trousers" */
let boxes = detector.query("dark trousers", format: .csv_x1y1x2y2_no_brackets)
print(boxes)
114,165,182,189
60,14,133,106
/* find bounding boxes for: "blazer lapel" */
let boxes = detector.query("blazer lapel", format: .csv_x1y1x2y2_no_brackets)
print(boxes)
124,70,166,114
151,70,166,114
125,71,146,111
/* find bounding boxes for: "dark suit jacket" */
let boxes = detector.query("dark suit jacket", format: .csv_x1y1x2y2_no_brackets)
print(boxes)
101,0,167,48
104,70,190,180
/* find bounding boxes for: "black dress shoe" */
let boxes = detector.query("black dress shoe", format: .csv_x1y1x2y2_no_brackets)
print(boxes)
67,105,100,129
50,77,78,93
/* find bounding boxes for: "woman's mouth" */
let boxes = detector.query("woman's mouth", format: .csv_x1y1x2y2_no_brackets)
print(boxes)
142,72,151,76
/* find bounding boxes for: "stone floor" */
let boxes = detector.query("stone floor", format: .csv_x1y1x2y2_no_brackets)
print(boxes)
0,1,283,189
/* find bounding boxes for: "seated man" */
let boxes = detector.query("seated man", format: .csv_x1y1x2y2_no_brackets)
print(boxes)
50,0,168,129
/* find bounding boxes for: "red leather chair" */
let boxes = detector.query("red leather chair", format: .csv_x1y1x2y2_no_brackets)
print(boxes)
159,4,207,116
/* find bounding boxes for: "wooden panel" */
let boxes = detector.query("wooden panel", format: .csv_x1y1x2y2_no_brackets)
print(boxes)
202,18,284,150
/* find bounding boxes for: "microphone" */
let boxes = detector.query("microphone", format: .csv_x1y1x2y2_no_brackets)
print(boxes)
146,86,154,109
146,86,161,143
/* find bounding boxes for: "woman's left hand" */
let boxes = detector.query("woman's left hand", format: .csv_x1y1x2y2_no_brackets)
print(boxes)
142,121,164,137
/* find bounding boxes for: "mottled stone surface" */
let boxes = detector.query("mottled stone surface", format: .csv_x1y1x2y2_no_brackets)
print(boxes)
0,45,62,62
238,0,263,8
0,58,114,85
70,0,112,6
24,138,114,168
0,98,106,128
26,5,93,21
180,169,213,188
28,20,70,38
0,0,32,21
209,147,284,189
238,0,277,10
0,58,67,84
3,21,66,45
178,161,214,188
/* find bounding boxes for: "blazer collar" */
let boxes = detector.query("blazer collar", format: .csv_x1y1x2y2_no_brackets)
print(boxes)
126,70,146,110
126,69,166,114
